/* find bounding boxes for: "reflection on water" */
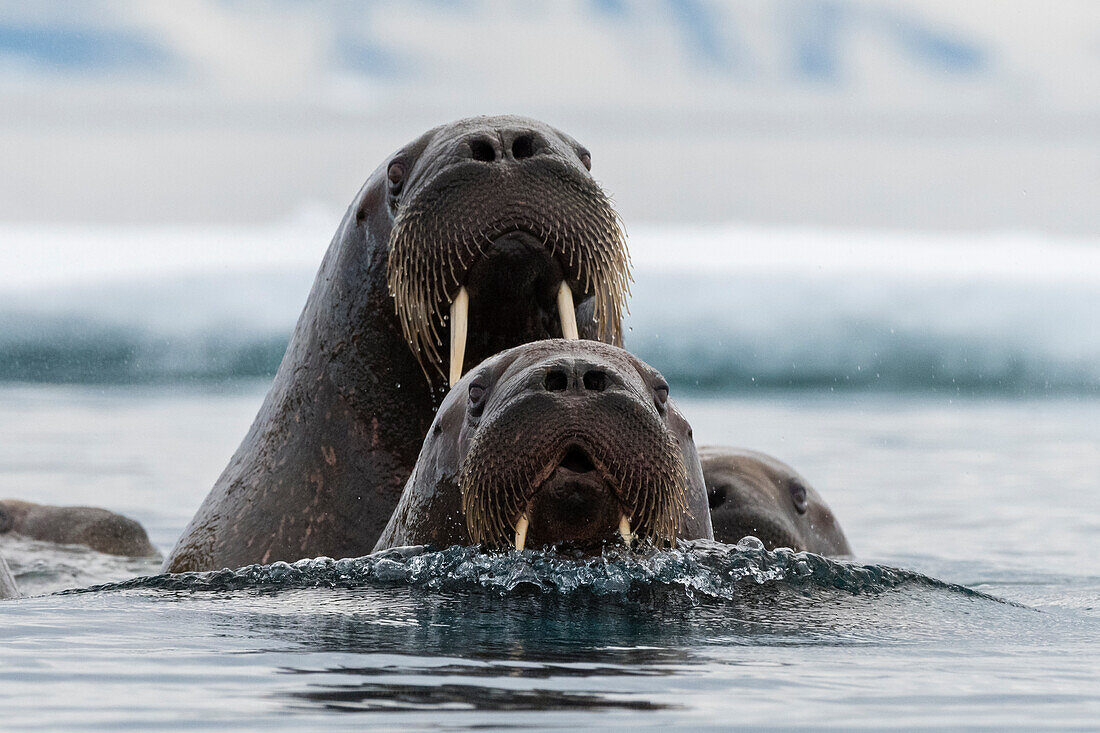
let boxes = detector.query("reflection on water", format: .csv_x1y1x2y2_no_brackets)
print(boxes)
284,675,673,714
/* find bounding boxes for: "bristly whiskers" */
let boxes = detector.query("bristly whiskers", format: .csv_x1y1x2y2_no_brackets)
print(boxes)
387,164,631,384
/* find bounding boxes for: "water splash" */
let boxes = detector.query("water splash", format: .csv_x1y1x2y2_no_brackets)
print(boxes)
61,538,1010,604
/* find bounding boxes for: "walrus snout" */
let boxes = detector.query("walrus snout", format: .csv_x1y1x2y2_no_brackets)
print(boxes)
460,231,568,365
373,340,714,554
525,453,623,551
459,347,688,552
457,127,549,165
386,116,629,388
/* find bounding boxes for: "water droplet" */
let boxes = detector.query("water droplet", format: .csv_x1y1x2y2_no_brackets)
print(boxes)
736,536,765,551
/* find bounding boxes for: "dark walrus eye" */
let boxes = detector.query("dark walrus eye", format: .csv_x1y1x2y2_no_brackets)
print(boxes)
654,382,669,409
468,382,487,417
789,481,809,514
387,160,406,192
579,151,591,171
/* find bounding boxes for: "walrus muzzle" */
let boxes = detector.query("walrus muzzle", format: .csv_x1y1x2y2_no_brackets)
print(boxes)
459,391,689,551
387,159,630,385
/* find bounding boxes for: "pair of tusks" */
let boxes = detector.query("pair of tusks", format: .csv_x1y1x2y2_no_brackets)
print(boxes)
513,513,634,551
449,281,579,387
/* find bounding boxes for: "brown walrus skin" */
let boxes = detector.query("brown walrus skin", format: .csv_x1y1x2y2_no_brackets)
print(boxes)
0,499,158,558
166,116,631,572
698,448,852,556
376,340,712,552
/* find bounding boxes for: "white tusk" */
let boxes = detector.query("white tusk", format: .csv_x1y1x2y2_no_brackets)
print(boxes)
514,513,529,552
449,286,469,387
557,281,579,340
619,515,634,547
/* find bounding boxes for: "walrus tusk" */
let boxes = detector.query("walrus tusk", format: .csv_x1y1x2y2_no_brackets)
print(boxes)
619,515,634,546
514,513,529,551
557,281,579,340
449,286,469,387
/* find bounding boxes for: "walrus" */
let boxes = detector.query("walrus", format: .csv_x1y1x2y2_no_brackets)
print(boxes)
0,499,158,557
0,551,17,600
376,340,712,551
698,448,851,555
167,116,631,572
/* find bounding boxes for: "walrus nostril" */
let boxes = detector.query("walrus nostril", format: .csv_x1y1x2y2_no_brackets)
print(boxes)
544,369,568,392
582,370,607,392
512,134,535,159
470,138,495,162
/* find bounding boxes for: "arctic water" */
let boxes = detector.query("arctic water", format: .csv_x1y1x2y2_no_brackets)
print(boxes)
0,385,1097,730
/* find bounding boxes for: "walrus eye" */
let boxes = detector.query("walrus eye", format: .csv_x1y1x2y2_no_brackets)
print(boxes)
387,161,406,191
789,482,808,514
468,382,487,416
654,383,669,408
579,151,591,171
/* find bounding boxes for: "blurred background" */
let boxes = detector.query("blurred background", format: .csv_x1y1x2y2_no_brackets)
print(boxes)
0,0,1098,392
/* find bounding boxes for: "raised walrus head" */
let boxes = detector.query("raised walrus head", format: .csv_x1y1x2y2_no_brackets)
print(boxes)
381,116,630,386
375,340,713,553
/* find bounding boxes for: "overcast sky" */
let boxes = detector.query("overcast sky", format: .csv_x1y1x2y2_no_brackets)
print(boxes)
1,0,1097,235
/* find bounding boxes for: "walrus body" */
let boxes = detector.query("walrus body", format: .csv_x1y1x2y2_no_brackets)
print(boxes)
699,448,851,555
0,499,157,557
166,117,631,572
0,552,17,600
377,341,712,551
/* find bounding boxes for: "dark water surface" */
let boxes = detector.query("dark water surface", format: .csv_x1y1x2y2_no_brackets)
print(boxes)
1,386,1098,730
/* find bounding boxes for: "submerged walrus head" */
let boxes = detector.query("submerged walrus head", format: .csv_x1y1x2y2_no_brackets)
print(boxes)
379,116,630,386
699,448,852,556
374,341,713,553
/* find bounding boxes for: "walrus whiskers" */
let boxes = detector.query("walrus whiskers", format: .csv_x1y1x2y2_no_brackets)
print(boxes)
460,415,689,550
387,167,631,385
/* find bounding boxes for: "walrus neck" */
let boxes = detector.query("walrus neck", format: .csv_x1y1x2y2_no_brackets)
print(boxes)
165,213,440,573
